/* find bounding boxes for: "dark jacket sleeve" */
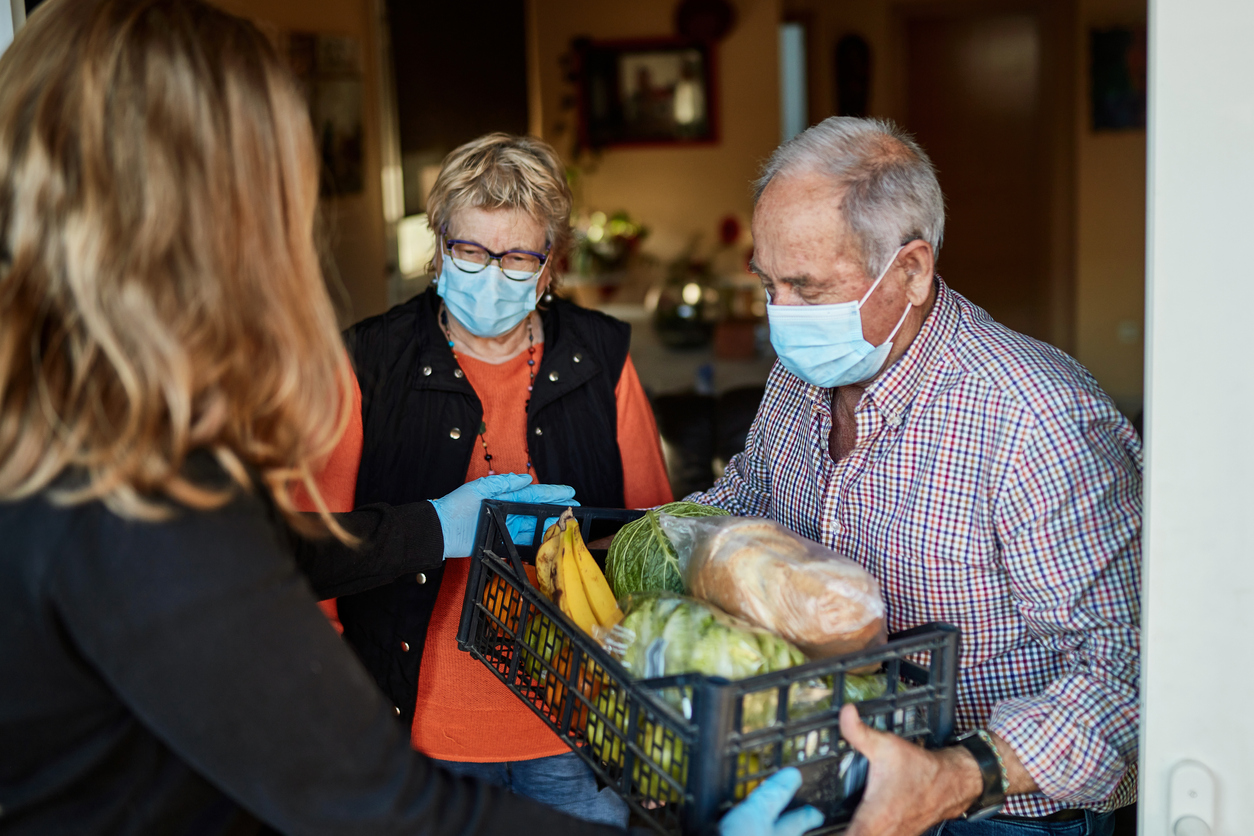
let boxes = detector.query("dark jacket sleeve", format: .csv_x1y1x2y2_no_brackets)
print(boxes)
47,493,622,836
291,501,444,600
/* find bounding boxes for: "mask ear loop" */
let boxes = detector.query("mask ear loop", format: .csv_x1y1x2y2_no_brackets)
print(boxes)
857,246,912,344
884,300,913,344
857,246,907,308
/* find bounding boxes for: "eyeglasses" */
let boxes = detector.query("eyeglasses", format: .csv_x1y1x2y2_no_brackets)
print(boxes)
443,234,549,281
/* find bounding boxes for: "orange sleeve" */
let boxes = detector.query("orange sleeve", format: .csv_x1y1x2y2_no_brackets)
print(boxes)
615,354,674,509
292,365,364,633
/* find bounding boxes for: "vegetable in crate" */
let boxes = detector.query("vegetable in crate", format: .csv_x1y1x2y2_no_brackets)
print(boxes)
659,514,886,658
615,594,809,731
587,594,886,802
605,501,729,597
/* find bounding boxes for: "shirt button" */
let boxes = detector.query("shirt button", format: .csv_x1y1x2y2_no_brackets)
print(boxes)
453,369,464,379
449,427,461,440
534,426,543,436
422,365,432,376
400,641,410,652
548,371,559,382
573,353,583,363
416,572,427,584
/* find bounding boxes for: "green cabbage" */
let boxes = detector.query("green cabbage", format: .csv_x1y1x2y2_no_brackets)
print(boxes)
606,502,729,597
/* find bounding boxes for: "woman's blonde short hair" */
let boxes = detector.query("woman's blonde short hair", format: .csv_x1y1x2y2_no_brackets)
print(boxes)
426,133,573,282
0,0,351,537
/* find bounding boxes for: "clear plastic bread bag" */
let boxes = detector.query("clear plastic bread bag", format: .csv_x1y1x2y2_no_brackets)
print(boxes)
657,515,886,659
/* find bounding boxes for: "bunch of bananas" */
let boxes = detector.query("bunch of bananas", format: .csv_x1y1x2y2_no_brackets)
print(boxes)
535,509,623,634
514,509,623,730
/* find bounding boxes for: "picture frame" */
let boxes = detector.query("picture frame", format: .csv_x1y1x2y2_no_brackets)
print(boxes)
576,38,718,149
1090,26,1147,131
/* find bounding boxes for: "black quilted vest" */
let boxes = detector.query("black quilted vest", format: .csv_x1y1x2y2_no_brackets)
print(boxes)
338,287,629,725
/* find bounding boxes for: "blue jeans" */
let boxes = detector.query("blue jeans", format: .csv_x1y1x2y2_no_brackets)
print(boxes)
434,751,629,827
926,810,1115,836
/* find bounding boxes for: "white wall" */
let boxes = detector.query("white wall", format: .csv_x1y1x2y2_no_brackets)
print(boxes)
1141,0,1254,833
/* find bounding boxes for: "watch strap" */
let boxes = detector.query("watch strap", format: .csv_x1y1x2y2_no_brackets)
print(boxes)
955,730,1006,820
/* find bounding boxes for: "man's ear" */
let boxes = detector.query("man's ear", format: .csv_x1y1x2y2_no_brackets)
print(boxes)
897,239,935,305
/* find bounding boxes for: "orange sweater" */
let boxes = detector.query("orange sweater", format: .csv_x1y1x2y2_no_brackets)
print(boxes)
292,373,364,631
307,347,672,762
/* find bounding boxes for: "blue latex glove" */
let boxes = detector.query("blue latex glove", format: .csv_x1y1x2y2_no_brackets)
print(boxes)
718,768,825,836
430,474,577,558
509,515,566,547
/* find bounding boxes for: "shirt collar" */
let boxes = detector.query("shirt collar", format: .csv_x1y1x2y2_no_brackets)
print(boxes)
860,278,959,421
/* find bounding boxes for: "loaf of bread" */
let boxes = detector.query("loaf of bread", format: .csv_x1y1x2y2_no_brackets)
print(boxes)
671,517,885,659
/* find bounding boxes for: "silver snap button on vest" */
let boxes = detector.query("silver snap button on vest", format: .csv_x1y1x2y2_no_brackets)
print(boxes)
422,365,432,376
573,353,583,363
393,705,401,716
534,426,543,436
449,427,461,440
453,369,464,379
400,641,410,652
416,572,427,584
548,371,559,382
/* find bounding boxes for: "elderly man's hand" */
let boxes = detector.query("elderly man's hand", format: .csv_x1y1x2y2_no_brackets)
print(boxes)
840,704,983,836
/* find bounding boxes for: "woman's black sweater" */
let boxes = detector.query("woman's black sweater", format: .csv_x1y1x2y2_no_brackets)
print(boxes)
0,463,619,836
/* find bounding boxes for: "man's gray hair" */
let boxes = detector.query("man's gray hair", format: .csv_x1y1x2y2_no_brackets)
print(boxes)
755,117,945,279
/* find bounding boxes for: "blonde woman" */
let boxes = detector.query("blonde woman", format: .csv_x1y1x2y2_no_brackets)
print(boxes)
0,1,724,833
315,134,673,825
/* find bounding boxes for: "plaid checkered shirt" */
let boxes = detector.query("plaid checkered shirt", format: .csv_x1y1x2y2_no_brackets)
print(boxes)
687,280,1141,817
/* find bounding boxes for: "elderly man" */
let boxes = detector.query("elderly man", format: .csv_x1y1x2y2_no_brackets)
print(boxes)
688,117,1139,835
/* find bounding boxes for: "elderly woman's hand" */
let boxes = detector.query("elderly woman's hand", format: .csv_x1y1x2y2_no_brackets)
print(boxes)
430,474,578,558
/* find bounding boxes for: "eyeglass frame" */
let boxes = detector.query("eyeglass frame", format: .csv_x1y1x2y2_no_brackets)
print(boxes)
440,226,550,282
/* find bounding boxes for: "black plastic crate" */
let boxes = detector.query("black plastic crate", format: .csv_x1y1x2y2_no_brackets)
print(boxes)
456,501,960,835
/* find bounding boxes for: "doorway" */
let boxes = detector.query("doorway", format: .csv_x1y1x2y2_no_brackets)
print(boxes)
900,3,1073,346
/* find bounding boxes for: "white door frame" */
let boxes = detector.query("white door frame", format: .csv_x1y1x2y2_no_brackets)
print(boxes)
1141,0,1254,833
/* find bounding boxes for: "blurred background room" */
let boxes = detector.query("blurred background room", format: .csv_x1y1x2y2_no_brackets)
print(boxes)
15,0,1147,497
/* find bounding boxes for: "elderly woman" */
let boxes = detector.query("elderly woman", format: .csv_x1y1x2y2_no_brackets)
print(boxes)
314,134,673,825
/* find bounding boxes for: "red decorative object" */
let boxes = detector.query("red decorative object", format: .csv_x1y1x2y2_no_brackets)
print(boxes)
718,214,741,246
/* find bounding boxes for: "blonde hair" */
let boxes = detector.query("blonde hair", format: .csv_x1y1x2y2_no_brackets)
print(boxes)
426,133,573,283
0,0,351,538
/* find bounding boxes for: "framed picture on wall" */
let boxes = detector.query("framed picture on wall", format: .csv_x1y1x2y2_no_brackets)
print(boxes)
1090,26,1147,131
576,38,718,149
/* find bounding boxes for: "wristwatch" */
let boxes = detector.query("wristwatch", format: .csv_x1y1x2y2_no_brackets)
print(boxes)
953,730,1007,821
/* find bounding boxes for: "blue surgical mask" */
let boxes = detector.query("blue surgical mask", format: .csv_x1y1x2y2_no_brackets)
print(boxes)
766,248,912,388
437,256,540,338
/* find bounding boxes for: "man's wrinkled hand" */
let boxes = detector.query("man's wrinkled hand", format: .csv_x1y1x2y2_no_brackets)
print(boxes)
840,704,982,836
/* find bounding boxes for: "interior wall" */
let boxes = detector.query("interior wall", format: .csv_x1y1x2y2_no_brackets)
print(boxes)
212,0,389,325
1075,0,1147,411
784,0,1146,409
530,0,782,261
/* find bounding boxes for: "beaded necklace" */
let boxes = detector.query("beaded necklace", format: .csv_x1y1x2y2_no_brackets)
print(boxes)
440,305,536,476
